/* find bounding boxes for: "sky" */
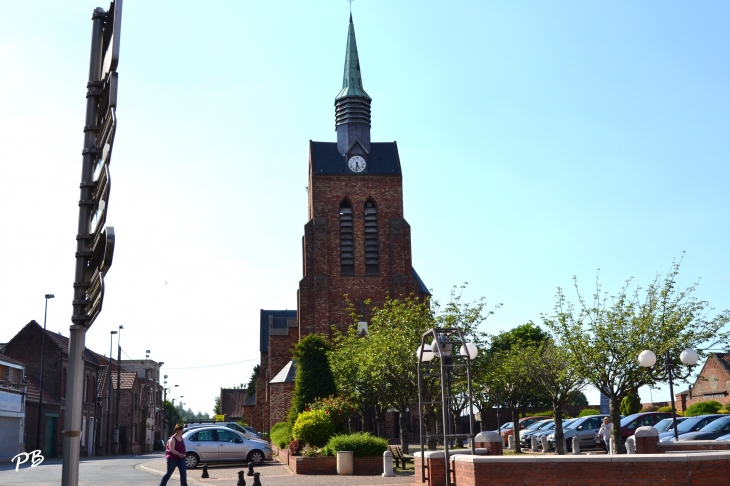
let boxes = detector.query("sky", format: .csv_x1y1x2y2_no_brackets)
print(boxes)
1,0,729,417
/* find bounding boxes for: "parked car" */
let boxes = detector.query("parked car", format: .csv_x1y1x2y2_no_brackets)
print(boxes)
547,415,608,451
185,422,261,440
183,427,273,468
714,432,730,441
652,417,688,434
672,415,730,441
528,419,577,449
594,412,670,449
658,415,725,442
520,419,554,448
500,416,551,446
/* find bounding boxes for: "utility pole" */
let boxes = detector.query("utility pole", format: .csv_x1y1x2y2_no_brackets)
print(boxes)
105,330,116,455
115,326,122,454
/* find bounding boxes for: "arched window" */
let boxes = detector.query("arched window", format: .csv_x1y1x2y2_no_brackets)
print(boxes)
339,200,354,273
364,199,379,273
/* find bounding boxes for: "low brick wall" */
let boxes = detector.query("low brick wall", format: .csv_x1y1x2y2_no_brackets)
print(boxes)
292,455,337,474
638,439,730,454
353,456,383,475
450,453,730,486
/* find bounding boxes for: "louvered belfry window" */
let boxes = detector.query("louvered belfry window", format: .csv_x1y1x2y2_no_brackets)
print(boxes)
364,200,379,273
340,201,354,273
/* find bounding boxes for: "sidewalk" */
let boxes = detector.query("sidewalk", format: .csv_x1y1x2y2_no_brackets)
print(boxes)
138,457,414,486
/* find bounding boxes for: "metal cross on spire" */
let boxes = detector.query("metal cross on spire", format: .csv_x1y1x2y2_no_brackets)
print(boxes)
348,0,354,16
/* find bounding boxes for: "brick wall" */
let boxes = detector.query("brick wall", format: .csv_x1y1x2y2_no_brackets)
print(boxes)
441,454,730,486
681,355,730,411
292,455,337,475
269,382,294,428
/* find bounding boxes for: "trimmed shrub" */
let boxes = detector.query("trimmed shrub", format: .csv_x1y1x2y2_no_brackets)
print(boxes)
323,432,389,458
657,406,673,413
642,405,659,412
292,409,335,447
621,391,642,416
685,400,722,417
578,409,601,417
287,334,337,428
271,422,290,449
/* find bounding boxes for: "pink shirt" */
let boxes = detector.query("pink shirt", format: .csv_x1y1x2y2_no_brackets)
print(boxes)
166,434,186,460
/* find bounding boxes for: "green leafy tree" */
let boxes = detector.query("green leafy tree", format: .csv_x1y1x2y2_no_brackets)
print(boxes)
524,340,587,454
245,364,260,400
163,400,183,436
288,334,337,428
620,390,642,416
543,260,730,453
214,395,221,415
567,390,589,407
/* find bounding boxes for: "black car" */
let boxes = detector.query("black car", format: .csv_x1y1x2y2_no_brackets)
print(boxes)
674,415,730,441
658,414,724,442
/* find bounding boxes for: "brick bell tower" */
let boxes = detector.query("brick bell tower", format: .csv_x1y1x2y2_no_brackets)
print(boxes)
298,14,430,339
261,15,429,431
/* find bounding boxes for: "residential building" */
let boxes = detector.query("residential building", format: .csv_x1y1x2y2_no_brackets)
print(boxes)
0,352,26,461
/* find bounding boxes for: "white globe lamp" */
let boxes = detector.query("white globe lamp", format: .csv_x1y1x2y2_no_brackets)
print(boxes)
460,343,478,360
680,349,699,366
638,350,657,368
416,345,434,362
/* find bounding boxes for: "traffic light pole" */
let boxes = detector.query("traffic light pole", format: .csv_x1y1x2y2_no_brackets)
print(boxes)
61,8,105,486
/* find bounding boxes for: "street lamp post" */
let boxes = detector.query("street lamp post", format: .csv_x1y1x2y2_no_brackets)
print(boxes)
417,329,478,486
114,325,123,454
36,294,55,453
105,330,117,455
638,348,699,441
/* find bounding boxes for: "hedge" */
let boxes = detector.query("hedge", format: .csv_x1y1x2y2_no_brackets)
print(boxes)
323,432,389,457
271,422,290,449
292,409,335,447
685,400,722,417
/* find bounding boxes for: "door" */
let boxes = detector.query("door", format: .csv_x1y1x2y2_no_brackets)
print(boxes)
577,417,602,448
191,429,218,461
0,417,20,462
88,417,95,456
45,417,57,458
216,429,247,461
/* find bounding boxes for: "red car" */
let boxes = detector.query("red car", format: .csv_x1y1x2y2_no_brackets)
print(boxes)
501,416,550,446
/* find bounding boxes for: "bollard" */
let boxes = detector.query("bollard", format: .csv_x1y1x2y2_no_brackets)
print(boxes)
382,450,395,477
540,436,548,452
572,436,580,455
507,435,515,450
237,470,246,486
252,472,262,486
531,436,538,452
248,462,255,476
609,438,615,455
201,464,209,478
625,436,636,455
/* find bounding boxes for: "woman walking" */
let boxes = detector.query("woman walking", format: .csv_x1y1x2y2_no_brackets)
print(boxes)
597,417,613,454
159,424,187,486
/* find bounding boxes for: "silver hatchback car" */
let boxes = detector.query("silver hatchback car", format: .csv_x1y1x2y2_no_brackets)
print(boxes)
183,427,273,468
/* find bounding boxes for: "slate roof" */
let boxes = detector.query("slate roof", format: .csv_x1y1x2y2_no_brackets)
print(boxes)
310,142,402,176
412,268,431,296
260,309,297,353
270,360,297,384
715,353,730,374
243,392,256,407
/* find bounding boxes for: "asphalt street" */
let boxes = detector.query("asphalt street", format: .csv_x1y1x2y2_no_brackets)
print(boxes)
0,452,415,486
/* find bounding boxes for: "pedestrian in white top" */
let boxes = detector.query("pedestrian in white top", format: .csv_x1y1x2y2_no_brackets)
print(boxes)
597,417,613,454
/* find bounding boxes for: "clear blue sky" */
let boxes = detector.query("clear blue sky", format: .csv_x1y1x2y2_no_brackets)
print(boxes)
1,1,729,415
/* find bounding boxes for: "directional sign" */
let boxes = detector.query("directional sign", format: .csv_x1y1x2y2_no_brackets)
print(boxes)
101,0,123,80
85,268,105,326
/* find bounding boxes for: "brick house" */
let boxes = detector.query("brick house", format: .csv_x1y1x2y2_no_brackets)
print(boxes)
676,353,730,412
255,16,429,434
220,388,249,422
96,359,145,454
3,321,101,458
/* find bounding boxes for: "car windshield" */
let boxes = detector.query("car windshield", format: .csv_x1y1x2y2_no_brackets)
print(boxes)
677,416,714,433
699,416,730,432
501,423,513,430
525,421,545,431
620,414,643,427
654,419,674,432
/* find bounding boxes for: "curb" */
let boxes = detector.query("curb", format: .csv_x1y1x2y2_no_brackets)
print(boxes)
136,462,205,484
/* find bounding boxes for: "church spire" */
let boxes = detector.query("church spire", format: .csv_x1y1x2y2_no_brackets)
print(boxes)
335,14,371,155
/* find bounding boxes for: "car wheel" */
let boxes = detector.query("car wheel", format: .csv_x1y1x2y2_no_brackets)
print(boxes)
186,453,199,469
248,450,265,465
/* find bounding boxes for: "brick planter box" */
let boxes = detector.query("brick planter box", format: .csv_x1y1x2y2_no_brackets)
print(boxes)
278,454,383,475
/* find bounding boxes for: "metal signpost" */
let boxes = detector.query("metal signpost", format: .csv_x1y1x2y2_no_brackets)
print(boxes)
62,2,122,485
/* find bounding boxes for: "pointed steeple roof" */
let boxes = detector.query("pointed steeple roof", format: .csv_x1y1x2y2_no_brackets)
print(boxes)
336,14,371,100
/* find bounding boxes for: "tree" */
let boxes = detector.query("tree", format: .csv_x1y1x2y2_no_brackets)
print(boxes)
524,341,587,454
567,390,589,407
620,390,642,416
163,400,183,435
214,395,221,415
245,364,260,400
543,260,730,453
288,334,337,428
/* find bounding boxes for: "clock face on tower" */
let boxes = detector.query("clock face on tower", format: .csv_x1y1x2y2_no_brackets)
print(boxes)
348,155,367,173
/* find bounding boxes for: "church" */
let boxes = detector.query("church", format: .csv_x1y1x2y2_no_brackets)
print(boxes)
228,15,429,434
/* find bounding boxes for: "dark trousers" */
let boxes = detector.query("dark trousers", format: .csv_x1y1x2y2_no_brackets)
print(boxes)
159,458,187,486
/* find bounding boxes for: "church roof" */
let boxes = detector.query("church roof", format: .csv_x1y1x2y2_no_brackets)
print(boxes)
412,268,431,296
270,360,297,384
259,309,297,353
336,14,370,101
310,141,401,176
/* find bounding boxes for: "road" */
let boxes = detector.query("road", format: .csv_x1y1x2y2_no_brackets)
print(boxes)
0,453,167,486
